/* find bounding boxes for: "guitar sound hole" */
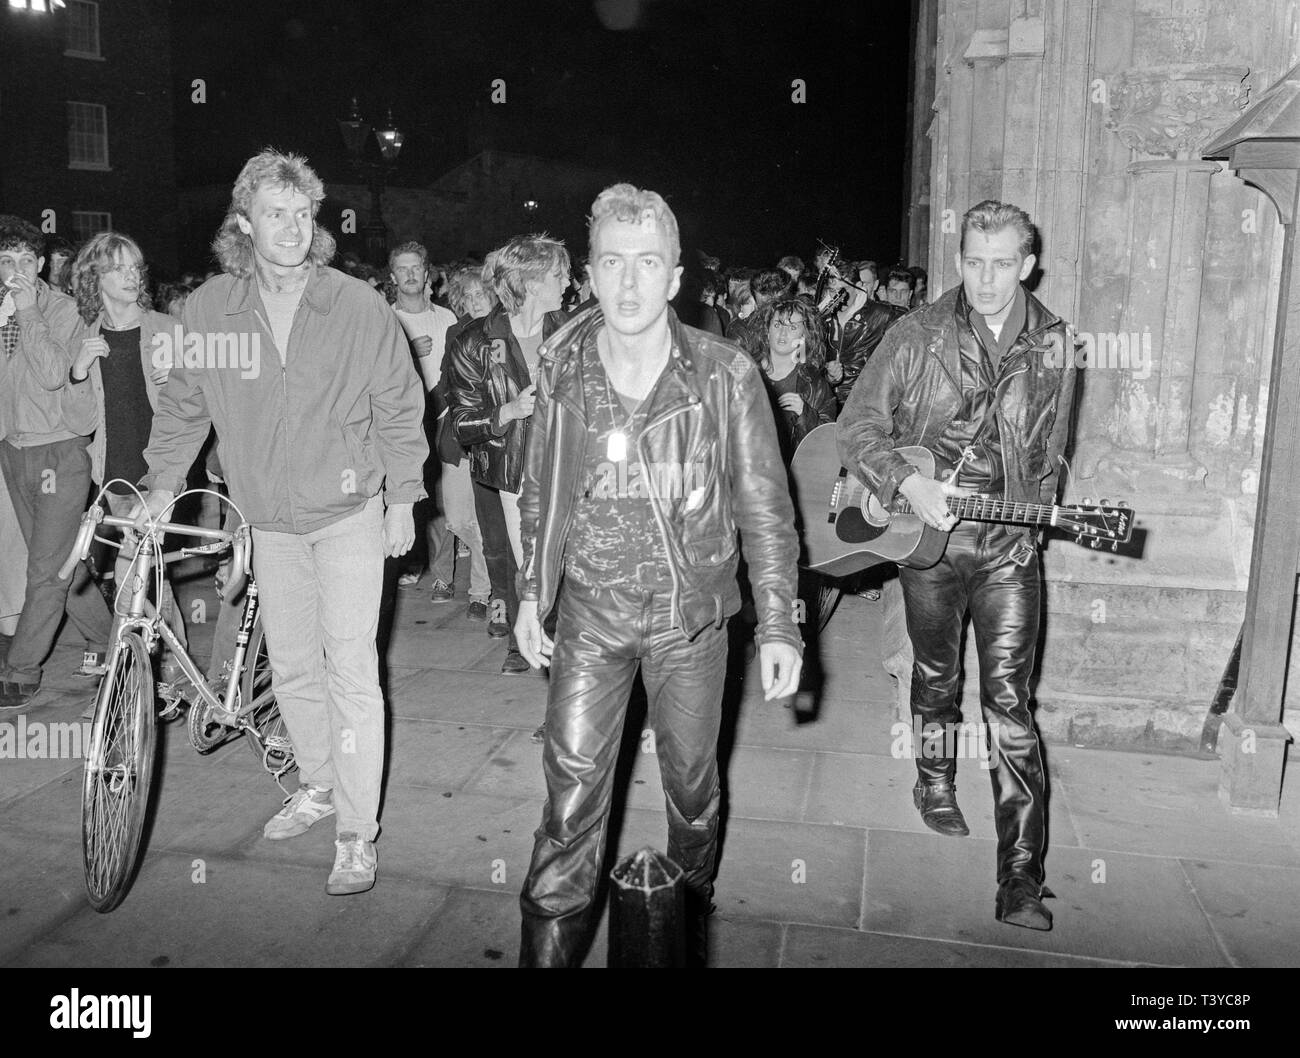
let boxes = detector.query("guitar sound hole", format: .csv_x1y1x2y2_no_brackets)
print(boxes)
835,506,890,544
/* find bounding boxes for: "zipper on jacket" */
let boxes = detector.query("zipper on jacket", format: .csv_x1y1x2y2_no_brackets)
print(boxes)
538,382,584,611
253,304,298,533
638,401,697,633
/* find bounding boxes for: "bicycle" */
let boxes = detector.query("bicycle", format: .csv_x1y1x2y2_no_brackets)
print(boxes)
59,491,294,912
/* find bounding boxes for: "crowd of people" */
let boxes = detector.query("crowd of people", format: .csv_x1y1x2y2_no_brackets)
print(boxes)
0,148,1073,964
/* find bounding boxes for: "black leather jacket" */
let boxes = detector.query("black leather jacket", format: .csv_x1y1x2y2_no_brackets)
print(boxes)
763,362,838,460
831,298,907,406
518,306,802,649
444,304,567,492
837,284,1077,545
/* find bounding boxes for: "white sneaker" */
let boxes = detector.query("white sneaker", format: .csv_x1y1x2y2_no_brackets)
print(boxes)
326,831,377,895
263,784,335,840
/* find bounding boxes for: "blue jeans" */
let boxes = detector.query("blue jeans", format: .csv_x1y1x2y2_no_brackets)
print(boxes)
251,494,385,841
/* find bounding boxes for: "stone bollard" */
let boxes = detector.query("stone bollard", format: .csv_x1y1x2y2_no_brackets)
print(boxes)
607,846,685,968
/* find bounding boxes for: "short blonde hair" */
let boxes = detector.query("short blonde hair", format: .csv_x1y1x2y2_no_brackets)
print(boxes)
587,183,681,267
481,235,569,314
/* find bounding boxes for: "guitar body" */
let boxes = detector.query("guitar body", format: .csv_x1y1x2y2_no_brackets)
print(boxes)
789,424,949,576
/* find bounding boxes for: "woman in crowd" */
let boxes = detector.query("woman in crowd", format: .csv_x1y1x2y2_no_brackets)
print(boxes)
68,232,188,680
753,295,837,462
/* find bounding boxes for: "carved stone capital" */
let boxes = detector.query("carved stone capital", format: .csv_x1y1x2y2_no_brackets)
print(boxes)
1106,65,1250,158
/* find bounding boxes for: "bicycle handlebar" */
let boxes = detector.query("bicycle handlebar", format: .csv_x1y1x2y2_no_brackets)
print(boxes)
57,509,251,583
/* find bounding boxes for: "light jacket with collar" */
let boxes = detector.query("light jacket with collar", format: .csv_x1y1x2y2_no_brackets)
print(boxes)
71,308,175,485
0,279,95,445
140,264,428,533
837,283,1077,546
517,305,802,650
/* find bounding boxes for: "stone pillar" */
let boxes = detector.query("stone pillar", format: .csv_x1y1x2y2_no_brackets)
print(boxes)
917,0,1300,791
904,0,940,270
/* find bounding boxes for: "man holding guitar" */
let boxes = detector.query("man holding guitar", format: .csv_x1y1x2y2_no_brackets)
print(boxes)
837,201,1077,931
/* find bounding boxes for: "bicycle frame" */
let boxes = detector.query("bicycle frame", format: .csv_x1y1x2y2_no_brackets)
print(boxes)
114,540,260,725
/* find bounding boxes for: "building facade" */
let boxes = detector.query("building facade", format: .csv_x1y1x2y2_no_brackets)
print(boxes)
907,1,1300,791
0,0,177,273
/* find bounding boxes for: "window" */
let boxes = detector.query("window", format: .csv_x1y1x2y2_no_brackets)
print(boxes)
70,211,111,242
64,1,100,58
8,2,69,11
67,101,109,169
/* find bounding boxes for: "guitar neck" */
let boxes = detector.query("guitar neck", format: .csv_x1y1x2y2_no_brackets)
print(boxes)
895,495,1056,527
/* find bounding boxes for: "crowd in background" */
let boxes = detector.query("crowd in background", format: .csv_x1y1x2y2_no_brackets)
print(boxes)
1,213,926,703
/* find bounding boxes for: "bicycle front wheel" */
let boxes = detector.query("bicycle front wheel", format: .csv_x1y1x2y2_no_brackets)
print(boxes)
81,630,157,913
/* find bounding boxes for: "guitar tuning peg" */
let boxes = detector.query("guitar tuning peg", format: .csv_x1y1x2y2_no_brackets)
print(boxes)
1081,496,1093,506
1110,541,1118,552
1090,538,1100,549
1099,498,1109,506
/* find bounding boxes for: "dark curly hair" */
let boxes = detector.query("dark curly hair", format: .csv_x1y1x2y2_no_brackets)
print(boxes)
71,232,153,323
752,296,826,374
0,215,44,258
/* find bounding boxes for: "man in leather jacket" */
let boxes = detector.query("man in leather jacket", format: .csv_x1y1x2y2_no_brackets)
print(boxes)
513,183,803,967
829,268,907,408
838,201,1077,932
444,237,569,673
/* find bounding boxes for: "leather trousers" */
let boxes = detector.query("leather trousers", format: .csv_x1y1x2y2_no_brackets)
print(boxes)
519,578,728,967
898,520,1048,884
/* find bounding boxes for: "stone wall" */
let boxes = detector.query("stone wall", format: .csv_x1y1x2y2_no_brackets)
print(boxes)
918,0,1300,748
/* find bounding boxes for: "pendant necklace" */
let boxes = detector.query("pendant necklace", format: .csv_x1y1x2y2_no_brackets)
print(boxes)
601,356,641,463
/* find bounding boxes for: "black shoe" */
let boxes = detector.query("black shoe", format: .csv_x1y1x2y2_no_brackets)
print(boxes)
684,890,714,969
487,619,509,639
466,600,489,622
0,678,42,718
995,875,1053,931
501,649,530,675
912,781,970,837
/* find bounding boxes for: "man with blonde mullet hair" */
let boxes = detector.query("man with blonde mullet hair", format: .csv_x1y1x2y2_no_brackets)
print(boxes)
135,148,428,896
513,182,802,966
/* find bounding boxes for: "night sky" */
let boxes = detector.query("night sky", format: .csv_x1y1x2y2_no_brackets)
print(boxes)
171,0,913,269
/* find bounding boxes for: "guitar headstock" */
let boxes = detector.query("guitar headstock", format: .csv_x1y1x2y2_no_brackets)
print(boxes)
1058,498,1135,552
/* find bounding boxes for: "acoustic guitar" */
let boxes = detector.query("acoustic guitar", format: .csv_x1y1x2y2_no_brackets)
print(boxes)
789,424,1135,576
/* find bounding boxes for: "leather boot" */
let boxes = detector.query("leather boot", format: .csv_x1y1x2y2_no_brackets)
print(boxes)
684,889,714,969
913,780,970,837
995,874,1053,931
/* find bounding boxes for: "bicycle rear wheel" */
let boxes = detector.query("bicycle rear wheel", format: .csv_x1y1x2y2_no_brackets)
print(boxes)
241,618,295,777
81,630,157,913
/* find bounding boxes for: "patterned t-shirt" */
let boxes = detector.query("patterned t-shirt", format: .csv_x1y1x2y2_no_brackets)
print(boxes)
563,342,674,590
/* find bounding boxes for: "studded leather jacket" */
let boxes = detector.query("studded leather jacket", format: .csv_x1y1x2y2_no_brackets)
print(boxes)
837,284,1077,546
518,306,802,649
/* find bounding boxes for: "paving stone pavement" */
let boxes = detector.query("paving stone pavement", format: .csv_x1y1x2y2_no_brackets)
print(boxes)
3,563,1300,968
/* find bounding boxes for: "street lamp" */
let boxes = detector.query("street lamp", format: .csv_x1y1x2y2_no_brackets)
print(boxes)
338,98,404,267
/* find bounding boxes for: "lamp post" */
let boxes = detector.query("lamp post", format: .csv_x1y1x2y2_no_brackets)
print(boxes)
338,98,404,267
